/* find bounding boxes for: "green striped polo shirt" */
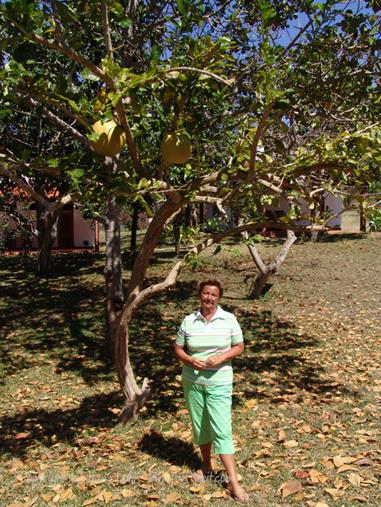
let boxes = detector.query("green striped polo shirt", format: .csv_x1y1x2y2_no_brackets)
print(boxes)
176,306,243,386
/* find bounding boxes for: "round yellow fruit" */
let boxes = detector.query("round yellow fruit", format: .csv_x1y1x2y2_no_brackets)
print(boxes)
91,119,127,157
161,133,191,165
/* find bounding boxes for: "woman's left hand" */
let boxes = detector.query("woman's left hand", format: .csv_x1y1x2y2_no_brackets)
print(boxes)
205,354,226,367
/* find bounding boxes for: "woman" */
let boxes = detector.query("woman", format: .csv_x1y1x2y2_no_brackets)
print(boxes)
175,278,249,502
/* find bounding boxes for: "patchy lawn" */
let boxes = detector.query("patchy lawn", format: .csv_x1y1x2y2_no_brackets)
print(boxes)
0,233,380,506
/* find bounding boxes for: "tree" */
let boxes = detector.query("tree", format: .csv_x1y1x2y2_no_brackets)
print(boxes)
1,0,380,420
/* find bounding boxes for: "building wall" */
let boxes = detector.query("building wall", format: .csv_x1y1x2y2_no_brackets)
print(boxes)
73,209,95,248
1,205,96,250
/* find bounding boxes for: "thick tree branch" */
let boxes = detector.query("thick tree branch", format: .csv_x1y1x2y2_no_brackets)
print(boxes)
164,67,234,86
0,164,50,208
24,96,91,147
101,0,113,58
14,22,113,87
249,100,275,174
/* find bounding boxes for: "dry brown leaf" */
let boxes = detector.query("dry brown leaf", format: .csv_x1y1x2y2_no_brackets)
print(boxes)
60,488,74,501
355,457,373,466
52,494,60,503
189,484,205,494
315,502,330,507
333,456,358,468
321,459,335,470
121,489,135,498
278,429,287,442
347,473,362,487
15,432,31,440
294,469,310,479
210,491,228,498
325,488,345,499
309,470,329,484
294,491,305,501
284,439,299,448
337,465,359,473
163,492,181,504
82,495,100,506
351,495,368,502
147,493,160,500
278,479,303,497
40,493,55,502
162,472,172,484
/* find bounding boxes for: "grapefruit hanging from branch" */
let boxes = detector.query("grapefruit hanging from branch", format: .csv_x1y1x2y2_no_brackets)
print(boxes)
161,132,192,165
91,120,127,157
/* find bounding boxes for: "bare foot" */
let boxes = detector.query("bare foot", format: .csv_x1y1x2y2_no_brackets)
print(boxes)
227,482,249,502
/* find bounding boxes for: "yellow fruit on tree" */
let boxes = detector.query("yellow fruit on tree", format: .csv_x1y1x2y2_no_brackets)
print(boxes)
91,119,127,157
161,132,191,165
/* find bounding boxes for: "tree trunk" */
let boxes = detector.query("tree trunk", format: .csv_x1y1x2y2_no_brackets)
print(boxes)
37,208,59,278
103,197,124,359
130,202,139,255
115,197,183,422
173,209,183,255
246,230,297,298
310,195,325,242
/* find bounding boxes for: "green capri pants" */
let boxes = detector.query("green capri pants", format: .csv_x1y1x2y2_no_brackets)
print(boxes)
183,379,235,455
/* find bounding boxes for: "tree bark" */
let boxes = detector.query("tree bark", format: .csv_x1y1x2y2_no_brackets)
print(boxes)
310,195,325,242
129,202,139,255
115,197,183,422
246,230,297,298
103,197,124,359
37,208,59,278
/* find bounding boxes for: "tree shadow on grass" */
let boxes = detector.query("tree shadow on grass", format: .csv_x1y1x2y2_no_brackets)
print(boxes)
0,266,357,462
138,431,201,471
0,254,113,385
129,285,356,417
0,391,123,458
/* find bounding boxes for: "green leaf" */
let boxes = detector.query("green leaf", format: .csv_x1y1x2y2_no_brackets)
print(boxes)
176,0,186,15
118,17,132,28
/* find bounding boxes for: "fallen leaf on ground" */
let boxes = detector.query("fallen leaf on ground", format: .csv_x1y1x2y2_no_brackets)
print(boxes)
325,488,345,499
347,473,362,487
333,456,358,467
284,439,299,448
355,457,373,466
15,432,31,440
294,469,310,479
278,479,303,497
163,492,181,504
309,469,329,483
121,489,135,498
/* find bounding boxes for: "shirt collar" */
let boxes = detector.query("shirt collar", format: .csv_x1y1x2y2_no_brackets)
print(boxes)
194,306,226,322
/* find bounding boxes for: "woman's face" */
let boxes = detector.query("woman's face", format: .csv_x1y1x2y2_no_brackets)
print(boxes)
199,284,220,314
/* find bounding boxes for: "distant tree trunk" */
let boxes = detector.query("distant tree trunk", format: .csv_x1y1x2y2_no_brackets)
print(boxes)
246,230,297,298
116,197,183,422
103,197,124,359
199,203,204,225
173,209,184,255
310,194,325,242
37,207,59,278
130,202,139,255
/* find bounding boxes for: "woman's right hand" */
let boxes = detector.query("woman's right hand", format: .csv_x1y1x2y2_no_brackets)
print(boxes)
191,358,206,370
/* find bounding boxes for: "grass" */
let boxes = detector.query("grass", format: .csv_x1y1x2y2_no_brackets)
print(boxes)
0,232,380,506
